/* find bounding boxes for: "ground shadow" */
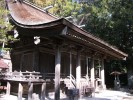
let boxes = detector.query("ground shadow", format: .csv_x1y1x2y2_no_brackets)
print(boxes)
45,96,110,100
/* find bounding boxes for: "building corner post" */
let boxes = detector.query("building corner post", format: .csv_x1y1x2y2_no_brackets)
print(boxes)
90,56,95,87
101,58,106,89
76,50,81,89
54,45,61,100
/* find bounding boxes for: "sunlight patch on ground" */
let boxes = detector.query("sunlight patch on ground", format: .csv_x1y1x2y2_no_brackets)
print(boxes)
0,90,133,100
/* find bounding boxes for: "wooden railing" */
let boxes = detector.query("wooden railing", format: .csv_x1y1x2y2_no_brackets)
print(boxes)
0,71,44,82
41,73,66,82
66,74,76,89
0,72,69,82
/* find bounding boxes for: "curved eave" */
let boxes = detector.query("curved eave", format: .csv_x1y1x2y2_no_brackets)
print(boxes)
7,0,57,25
7,0,128,60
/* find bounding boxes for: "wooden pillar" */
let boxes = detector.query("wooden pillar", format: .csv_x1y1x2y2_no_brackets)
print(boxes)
6,82,11,95
28,83,33,100
76,50,81,89
101,58,106,89
86,56,90,84
69,50,72,87
54,45,61,100
90,56,95,87
18,83,23,100
86,56,89,76
41,82,46,100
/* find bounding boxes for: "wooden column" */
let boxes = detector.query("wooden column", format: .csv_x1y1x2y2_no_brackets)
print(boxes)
101,58,106,89
18,83,23,100
41,82,46,100
76,50,81,89
86,56,89,76
6,82,11,95
69,50,72,87
54,45,61,100
90,56,95,87
28,83,33,100
86,56,90,84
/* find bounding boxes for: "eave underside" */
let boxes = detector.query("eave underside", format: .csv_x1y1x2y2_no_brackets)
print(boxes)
13,24,127,60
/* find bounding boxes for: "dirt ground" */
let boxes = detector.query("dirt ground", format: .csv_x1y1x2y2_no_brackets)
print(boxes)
0,89,133,100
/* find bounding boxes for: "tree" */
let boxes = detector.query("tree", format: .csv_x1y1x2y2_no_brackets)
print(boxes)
0,0,13,50
84,0,133,87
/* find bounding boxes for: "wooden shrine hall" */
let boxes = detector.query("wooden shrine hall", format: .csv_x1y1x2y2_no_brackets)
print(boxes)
1,0,128,100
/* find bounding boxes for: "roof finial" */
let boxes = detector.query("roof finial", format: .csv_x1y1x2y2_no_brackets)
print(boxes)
43,5,53,13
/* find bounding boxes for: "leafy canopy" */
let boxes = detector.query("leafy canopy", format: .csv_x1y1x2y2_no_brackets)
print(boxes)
85,0,133,73
0,0,13,46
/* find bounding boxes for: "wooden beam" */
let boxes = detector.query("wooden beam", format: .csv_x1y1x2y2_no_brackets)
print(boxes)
54,45,61,100
18,83,23,100
60,26,68,35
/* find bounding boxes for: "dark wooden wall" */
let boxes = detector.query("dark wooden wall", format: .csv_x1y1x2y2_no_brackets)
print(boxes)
39,52,55,74
22,53,33,71
12,53,22,71
61,53,70,76
12,52,34,72
81,59,86,76
12,49,88,78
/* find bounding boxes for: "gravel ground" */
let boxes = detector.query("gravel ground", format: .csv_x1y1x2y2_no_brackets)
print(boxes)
0,89,133,100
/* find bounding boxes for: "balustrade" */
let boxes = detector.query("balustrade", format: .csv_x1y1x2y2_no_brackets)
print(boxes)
1,71,44,82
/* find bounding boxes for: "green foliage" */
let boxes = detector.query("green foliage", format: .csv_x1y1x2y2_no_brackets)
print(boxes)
47,0,81,18
28,0,82,23
0,0,13,45
85,0,133,73
45,0,91,26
